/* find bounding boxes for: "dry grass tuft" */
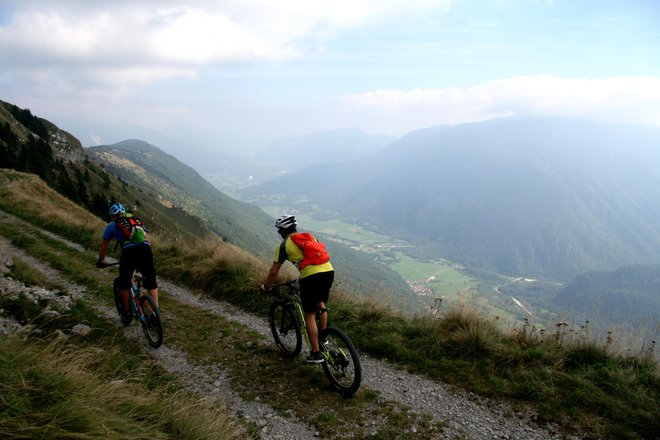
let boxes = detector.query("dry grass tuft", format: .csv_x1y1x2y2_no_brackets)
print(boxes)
0,169,104,231
0,335,240,439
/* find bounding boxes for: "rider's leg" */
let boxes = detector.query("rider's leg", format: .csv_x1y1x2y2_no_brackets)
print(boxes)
304,311,320,352
138,244,159,308
318,301,328,332
120,288,130,311
148,288,159,308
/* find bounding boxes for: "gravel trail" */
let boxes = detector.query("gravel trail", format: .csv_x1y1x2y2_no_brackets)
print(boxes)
0,229,578,439
161,280,576,440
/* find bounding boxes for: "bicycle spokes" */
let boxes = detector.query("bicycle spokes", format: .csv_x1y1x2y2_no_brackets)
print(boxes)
269,301,302,358
279,313,293,335
139,295,163,348
325,342,350,373
320,327,362,395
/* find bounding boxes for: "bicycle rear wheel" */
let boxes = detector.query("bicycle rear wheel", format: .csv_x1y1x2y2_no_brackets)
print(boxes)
113,277,132,325
269,301,302,357
139,295,163,348
320,327,362,396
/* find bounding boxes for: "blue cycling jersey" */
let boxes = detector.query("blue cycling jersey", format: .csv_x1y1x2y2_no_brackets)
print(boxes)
102,221,149,248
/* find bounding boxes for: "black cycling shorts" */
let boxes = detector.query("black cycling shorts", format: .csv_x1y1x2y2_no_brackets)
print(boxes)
118,244,158,290
299,271,334,313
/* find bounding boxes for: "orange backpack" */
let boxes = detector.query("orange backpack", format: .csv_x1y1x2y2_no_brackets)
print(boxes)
289,232,330,269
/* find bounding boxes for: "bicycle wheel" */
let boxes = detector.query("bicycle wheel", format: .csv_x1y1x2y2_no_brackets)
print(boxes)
113,277,132,325
320,327,362,396
139,295,163,348
269,301,302,357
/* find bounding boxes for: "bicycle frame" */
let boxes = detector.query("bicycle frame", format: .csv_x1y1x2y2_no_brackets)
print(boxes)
269,280,362,395
272,281,313,350
272,281,347,360
104,262,162,348
128,272,146,320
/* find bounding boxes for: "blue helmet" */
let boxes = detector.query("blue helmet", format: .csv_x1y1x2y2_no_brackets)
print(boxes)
109,203,125,217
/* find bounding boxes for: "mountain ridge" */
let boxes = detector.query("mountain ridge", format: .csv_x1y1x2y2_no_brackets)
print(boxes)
87,139,278,258
243,117,660,279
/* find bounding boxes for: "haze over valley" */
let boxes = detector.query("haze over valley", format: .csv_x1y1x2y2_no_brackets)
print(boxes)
2,3,660,437
224,117,660,338
71,110,656,339
2,0,659,342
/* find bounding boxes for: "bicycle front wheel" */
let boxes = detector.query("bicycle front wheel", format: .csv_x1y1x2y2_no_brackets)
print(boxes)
269,301,302,357
139,295,163,348
113,277,132,325
321,327,362,396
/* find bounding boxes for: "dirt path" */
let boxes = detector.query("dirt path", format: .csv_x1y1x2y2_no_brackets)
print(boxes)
0,222,577,439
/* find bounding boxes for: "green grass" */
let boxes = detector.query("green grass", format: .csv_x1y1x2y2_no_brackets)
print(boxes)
159,232,659,440
150,235,660,440
162,297,444,438
0,204,444,438
0,335,239,440
2,171,659,440
0,211,242,439
388,251,475,299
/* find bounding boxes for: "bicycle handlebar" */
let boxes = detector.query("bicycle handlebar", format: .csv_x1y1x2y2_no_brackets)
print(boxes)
270,280,298,288
261,280,298,296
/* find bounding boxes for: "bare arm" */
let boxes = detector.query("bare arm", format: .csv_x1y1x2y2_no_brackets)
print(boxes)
261,262,282,290
97,239,110,264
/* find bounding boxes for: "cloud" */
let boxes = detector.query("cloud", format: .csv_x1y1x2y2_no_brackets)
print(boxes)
0,0,449,90
340,75,660,134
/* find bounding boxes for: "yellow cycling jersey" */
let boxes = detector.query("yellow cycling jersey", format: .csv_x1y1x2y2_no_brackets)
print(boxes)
274,235,333,278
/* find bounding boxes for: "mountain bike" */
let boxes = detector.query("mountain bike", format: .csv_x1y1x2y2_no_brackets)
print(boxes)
100,262,163,348
267,281,362,396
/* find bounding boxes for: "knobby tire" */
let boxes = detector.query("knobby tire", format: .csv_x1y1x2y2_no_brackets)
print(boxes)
320,326,362,396
139,295,163,348
269,301,302,357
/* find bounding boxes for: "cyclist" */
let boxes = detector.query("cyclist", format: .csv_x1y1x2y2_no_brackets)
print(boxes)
261,214,334,364
96,203,159,313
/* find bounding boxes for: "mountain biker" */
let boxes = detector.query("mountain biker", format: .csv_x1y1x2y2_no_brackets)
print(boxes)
261,214,334,364
96,203,159,312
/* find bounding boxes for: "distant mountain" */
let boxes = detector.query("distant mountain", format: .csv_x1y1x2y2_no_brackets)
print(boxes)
553,264,660,324
243,117,660,279
64,119,266,193
88,139,277,257
254,128,396,173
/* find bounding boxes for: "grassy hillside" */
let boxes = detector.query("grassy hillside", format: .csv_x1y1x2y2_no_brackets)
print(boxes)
88,139,277,258
2,99,659,438
0,169,242,439
1,168,659,439
88,139,413,301
0,98,413,310
0,100,215,243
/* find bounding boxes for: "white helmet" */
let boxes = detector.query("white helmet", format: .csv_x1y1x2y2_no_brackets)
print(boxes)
275,214,297,231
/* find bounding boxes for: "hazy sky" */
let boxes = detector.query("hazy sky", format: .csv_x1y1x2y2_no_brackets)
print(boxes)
1,0,659,153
